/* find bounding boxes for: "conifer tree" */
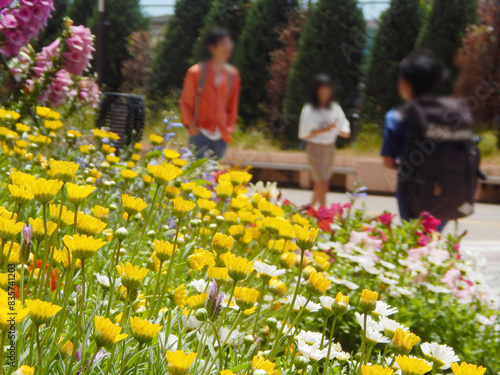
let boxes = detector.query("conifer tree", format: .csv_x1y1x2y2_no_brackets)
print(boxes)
233,0,299,123
192,0,248,62
149,0,213,97
283,0,365,142
364,0,423,120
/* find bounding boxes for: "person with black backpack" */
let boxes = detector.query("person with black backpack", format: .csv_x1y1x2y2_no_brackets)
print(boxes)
381,54,480,231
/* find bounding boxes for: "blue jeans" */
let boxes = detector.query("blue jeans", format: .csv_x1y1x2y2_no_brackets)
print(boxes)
189,133,228,160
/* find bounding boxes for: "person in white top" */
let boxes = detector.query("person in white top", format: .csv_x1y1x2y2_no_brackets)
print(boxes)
298,75,351,207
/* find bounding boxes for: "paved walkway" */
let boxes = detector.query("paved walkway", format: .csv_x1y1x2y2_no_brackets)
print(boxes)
281,188,500,296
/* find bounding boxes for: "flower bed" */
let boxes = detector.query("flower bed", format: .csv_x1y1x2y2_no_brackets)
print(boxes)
0,106,498,375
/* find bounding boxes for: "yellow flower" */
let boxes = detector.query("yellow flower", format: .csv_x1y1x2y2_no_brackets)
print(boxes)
79,144,95,154
395,356,432,375
220,371,235,375
192,185,212,199
215,180,233,200
197,198,217,214
10,171,36,189
228,224,245,240
186,293,208,310
361,364,394,375
93,316,128,347
149,134,163,145
0,216,24,241
147,163,183,185
49,160,79,182
451,363,486,375
173,285,187,307
172,158,187,168
8,184,34,205
280,252,297,269
234,287,260,310
59,339,73,358
307,270,331,296
36,106,60,119
44,119,64,130
268,277,287,296
153,239,177,263
49,204,74,226
106,155,120,164
208,266,231,284
360,289,378,313
12,365,35,375
28,217,57,240
294,224,319,250
172,197,196,218
67,129,81,139
116,263,149,289
166,350,197,375
121,169,138,180
31,178,63,204
15,123,30,133
0,289,29,331
63,234,107,261
76,214,107,236
221,171,252,187
252,356,281,375
188,248,214,271
130,317,162,344
211,233,234,255
67,183,96,205
163,148,181,160
392,328,421,354
26,299,62,326
222,253,254,281
122,194,148,216
165,185,181,200
92,205,110,222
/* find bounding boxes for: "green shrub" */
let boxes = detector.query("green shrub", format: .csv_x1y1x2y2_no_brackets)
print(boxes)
478,131,498,157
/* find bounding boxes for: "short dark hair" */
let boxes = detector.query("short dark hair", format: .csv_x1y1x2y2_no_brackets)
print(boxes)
310,74,334,108
399,53,445,97
204,27,231,49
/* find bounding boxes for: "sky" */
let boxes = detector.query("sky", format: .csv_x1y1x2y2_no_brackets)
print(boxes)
139,0,390,21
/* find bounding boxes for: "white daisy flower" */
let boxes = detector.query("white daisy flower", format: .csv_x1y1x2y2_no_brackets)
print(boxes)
373,301,398,317
253,260,286,277
421,342,460,369
96,273,121,289
379,317,408,336
355,312,383,332
293,295,321,313
296,330,324,346
365,327,390,345
190,279,208,293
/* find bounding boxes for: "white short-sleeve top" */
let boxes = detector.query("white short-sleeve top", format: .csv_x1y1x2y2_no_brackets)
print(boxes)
298,102,351,145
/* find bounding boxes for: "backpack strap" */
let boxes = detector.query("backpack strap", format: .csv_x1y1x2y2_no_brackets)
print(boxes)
193,63,207,126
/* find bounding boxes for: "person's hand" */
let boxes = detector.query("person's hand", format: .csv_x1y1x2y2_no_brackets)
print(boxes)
187,123,200,136
326,122,337,130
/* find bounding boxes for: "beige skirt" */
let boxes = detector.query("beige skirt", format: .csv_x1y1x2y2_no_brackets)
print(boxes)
305,142,336,182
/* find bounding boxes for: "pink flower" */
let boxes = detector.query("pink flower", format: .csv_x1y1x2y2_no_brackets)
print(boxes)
420,211,441,233
375,212,396,226
41,69,73,106
62,25,95,75
0,0,15,8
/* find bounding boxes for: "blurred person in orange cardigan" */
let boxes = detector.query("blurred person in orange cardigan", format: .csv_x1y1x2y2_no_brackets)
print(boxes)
180,28,241,159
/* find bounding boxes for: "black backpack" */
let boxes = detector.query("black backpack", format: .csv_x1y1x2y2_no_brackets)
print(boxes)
398,97,481,222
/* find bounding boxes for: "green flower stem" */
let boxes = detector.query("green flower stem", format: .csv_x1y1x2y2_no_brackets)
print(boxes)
219,280,236,324
323,315,339,375
131,184,160,262
151,220,181,318
105,239,123,317
73,204,79,235
35,327,43,374
0,330,6,375
359,313,368,366
252,280,267,336
35,203,50,299
207,320,224,372
150,260,164,310
131,343,144,375
269,249,306,361
83,346,100,375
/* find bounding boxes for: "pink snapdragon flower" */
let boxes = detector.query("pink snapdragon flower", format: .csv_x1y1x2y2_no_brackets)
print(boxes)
0,0,54,57
41,69,73,106
0,0,15,8
63,25,95,76
78,77,101,108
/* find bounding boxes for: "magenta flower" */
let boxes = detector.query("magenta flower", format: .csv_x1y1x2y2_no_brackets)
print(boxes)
0,0,15,8
63,25,95,76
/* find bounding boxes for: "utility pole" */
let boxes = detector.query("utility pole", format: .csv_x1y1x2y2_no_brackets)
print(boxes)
96,0,109,86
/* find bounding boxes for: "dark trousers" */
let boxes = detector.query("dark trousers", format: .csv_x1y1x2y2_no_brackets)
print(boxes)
189,133,228,159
